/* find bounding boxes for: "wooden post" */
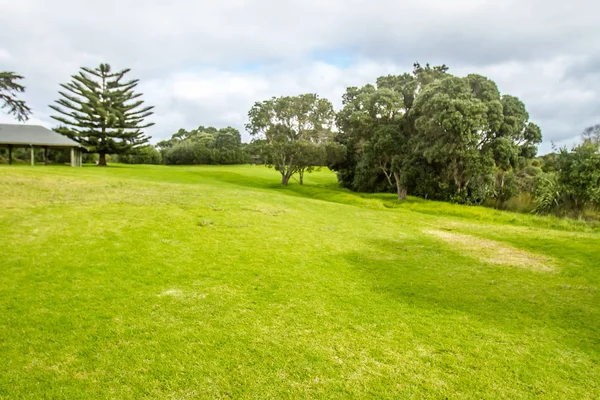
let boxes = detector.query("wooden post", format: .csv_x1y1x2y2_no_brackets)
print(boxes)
30,146,34,166
8,145,12,165
70,148,75,167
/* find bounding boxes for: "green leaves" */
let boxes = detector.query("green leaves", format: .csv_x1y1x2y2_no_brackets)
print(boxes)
557,140,600,209
246,94,336,185
335,64,542,205
50,63,154,164
0,71,32,121
160,126,247,165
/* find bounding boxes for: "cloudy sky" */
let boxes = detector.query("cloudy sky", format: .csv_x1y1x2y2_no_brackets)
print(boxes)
1,0,597,154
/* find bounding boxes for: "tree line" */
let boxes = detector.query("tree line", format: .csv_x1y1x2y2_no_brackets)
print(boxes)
1,62,598,217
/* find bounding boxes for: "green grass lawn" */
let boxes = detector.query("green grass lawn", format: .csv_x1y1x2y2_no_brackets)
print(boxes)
1,164,598,399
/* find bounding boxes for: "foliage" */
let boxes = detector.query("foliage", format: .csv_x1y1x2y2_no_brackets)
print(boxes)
246,93,335,185
50,63,154,166
116,145,162,164
158,126,247,165
333,63,541,205
532,172,562,214
0,71,31,121
556,140,600,211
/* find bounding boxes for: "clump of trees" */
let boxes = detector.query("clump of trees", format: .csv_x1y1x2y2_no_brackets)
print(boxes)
50,63,154,166
157,126,248,165
115,145,162,164
246,93,343,185
332,63,542,203
531,127,600,217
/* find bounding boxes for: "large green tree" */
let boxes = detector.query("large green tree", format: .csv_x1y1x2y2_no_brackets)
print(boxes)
334,64,541,205
412,75,493,198
0,71,31,121
50,63,154,166
490,94,542,206
332,63,449,196
336,75,415,199
246,94,335,185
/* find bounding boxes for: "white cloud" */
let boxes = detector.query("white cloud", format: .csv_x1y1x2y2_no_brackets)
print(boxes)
0,0,598,154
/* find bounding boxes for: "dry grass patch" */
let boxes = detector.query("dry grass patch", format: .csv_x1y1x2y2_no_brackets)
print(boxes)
424,229,554,272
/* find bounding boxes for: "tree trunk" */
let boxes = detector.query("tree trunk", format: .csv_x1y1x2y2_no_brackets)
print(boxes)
98,153,107,166
299,169,304,185
281,169,293,185
496,171,505,209
393,171,407,201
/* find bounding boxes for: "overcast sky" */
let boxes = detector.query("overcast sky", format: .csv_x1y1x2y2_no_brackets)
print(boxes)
1,0,597,154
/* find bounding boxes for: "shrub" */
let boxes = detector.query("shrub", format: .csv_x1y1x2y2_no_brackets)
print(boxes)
532,173,561,215
118,146,162,164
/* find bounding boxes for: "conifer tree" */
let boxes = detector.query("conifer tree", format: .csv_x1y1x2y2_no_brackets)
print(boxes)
0,71,31,121
50,63,154,166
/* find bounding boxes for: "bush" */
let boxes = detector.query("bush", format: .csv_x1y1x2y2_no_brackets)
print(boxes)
532,173,561,215
117,146,162,164
524,165,543,176
163,142,198,165
503,193,534,213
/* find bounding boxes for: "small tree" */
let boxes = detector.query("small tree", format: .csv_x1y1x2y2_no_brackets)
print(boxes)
246,94,335,185
0,71,31,121
582,124,600,145
50,63,154,166
557,141,600,211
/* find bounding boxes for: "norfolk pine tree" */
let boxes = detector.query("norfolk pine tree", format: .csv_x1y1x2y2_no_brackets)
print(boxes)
50,63,154,166
0,71,31,121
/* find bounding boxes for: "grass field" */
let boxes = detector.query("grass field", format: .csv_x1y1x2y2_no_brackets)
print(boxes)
0,164,598,399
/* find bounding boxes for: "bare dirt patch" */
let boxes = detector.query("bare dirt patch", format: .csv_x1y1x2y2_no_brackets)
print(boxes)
424,229,554,272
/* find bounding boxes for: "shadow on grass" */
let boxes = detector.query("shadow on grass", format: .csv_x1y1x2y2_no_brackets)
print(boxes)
341,235,599,352
34,163,598,232
190,169,600,232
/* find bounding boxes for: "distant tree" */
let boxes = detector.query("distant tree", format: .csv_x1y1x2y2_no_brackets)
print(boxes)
243,138,268,164
117,145,162,164
0,71,31,121
246,94,335,185
159,125,247,165
582,124,600,145
50,63,154,166
556,140,600,211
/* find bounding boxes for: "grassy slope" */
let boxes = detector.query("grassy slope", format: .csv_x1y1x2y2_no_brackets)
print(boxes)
0,164,598,399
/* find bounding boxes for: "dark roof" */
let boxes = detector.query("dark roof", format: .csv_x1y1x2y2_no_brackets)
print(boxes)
0,124,85,148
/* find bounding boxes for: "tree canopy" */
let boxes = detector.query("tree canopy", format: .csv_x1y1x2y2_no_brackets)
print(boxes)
246,93,336,185
0,71,31,121
157,126,247,165
333,63,542,204
50,63,154,166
